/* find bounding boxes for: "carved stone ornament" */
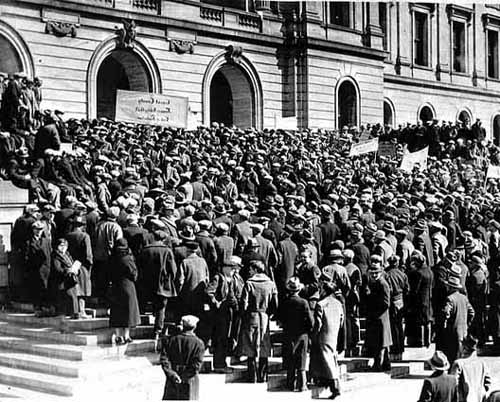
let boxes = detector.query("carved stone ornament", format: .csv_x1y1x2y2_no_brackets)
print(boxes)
115,19,137,49
45,20,77,38
225,45,243,64
169,39,195,54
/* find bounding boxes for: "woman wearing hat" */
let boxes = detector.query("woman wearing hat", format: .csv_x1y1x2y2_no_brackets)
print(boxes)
109,238,141,344
277,277,313,392
417,351,457,402
363,254,392,371
309,270,344,399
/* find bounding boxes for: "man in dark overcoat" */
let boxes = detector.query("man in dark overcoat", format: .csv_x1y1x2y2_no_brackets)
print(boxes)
364,254,392,371
437,276,475,365
385,255,409,361
406,251,434,347
277,277,314,392
160,315,205,400
137,230,179,338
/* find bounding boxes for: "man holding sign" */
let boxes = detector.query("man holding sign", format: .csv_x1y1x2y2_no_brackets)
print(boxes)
349,138,378,157
400,147,429,173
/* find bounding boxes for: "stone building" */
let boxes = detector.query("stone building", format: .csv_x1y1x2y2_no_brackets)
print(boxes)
1,1,500,141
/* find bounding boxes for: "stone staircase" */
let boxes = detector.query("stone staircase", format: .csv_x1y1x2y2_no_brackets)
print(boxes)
0,305,434,400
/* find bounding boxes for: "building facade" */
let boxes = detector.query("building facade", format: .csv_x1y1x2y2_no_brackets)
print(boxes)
2,1,500,140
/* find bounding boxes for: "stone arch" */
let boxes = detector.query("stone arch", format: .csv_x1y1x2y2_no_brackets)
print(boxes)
383,97,396,126
0,19,35,77
335,76,360,129
87,36,162,119
417,102,436,123
202,51,263,129
456,107,473,126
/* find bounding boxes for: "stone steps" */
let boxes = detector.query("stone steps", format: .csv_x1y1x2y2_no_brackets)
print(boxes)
0,321,153,346
0,335,156,361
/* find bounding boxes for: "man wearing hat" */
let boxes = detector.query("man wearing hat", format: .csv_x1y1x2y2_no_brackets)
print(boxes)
277,277,313,392
373,230,393,268
364,254,392,371
232,209,252,256
25,219,52,317
437,275,475,365
137,230,179,341
195,220,217,276
450,335,491,402
160,314,205,400
417,351,457,402
206,257,244,373
395,229,415,268
414,219,435,269
93,206,123,297
213,222,234,272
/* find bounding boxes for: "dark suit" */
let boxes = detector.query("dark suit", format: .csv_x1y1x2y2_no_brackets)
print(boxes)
407,265,434,346
418,371,457,402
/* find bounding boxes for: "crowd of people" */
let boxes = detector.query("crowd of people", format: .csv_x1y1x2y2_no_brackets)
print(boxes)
1,72,500,400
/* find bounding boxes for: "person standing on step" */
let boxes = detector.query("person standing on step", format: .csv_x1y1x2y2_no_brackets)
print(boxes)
364,254,392,371
65,216,93,319
160,315,205,400
309,270,344,399
417,351,457,402
238,260,278,383
109,238,141,344
205,257,244,373
277,277,313,392
450,335,491,402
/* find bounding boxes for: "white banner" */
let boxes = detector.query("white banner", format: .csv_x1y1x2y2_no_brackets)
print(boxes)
400,147,429,172
115,90,188,128
349,138,379,156
487,165,500,179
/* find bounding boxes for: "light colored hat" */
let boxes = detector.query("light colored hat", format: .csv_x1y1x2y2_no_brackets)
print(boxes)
181,315,199,330
427,351,450,371
286,277,304,292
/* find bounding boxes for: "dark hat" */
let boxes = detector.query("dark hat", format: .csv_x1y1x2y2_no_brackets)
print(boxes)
383,221,395,232
185,241,199,250
285,277,304,292
414,219,428,231
247,238,259,248
179,226,195,241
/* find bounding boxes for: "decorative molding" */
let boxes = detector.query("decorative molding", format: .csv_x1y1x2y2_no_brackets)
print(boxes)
446,4,473,22
169,39,195,54
45,20,77,37
225,44,243,64
115,19,136,49
483,13,500,30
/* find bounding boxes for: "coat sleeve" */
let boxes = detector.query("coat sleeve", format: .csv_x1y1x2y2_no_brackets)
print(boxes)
313,302,323,335
417,379,433,402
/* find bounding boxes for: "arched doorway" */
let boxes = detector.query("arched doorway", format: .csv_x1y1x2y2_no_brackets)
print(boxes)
493,115,500,146
87,37,162,119
208,63,255,128
0,20,35,77
0,33,23,74
457,109,472,126
96,50,152,119
384,98,395,126
418,104,435,123
336,78,359,129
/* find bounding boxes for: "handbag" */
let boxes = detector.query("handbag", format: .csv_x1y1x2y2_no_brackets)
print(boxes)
64,272,78,290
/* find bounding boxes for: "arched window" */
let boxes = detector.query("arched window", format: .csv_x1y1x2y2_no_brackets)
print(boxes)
418,104,435,123
0,33,23,74
457,109,472,126
336,78,359,129
384,98,395,126
96,50,152,119
493,115,500,146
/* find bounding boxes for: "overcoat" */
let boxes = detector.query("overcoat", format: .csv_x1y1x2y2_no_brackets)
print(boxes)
364,276,392,352
309,294,344,380
65,229,92,297
407,265,434,324
138,242,178,298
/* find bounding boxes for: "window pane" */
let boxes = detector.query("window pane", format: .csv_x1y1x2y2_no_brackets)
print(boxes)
414,12,428,66
488,30,499,79
331,2,350,27
453,22,466,72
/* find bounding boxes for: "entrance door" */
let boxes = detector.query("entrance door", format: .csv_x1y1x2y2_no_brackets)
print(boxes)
0,33,23,74
209,63,254,128
96,50,151,119
337,80,358,129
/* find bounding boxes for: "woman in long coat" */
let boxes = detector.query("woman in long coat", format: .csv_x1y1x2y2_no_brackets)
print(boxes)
364,255,392,371
109,238,141,344
309,272,344,399
49,238,79,318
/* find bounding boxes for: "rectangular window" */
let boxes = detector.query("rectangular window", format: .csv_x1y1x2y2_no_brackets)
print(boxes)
414,11,429,66
379,3,388,50
330,2,350,28
453,21,466,73
488,29,499,79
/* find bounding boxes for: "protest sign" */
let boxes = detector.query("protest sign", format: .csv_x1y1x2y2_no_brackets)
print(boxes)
349,138,378,157
400,147,428,172
378,141,396,157
486,165,500,179
60,143,73,153
115,90,188,128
